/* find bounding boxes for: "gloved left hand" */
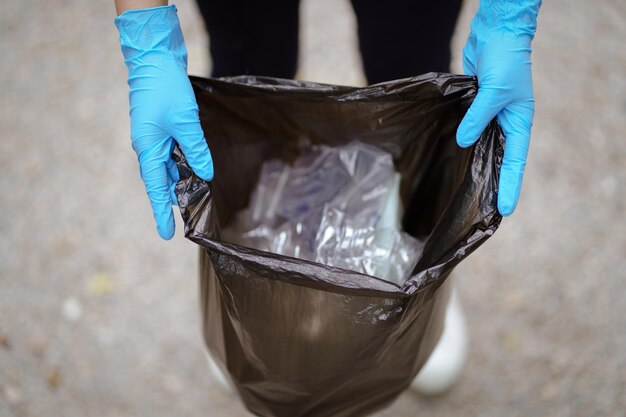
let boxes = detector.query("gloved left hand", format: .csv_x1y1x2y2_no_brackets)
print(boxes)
456,0,542,216
115,5,214,240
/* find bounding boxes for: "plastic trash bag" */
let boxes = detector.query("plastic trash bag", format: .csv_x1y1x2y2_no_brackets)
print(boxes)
222,142,424,286
174,73,504,417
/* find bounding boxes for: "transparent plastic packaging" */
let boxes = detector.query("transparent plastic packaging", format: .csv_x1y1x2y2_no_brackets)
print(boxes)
224,142,424,285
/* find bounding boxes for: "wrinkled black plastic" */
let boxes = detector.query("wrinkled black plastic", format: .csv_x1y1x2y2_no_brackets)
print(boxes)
174,73,504,417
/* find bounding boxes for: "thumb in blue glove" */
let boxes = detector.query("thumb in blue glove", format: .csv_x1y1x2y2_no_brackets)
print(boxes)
456,0,542,216
115,5,213,239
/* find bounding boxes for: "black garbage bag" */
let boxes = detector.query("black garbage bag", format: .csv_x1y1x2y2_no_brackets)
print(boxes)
174,73,503,417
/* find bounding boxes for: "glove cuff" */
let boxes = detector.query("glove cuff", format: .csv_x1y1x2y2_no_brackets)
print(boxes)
472,0,542,43
115,4,188,70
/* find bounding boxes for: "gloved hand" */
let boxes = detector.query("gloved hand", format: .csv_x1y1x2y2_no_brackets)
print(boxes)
115,5,213,239
456,0,542,216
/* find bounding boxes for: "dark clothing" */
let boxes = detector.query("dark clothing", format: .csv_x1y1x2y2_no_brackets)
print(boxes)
195,0,463,84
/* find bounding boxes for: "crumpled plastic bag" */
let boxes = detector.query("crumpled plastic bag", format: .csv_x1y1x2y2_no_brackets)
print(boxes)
223,142,424,285
174,73,504,417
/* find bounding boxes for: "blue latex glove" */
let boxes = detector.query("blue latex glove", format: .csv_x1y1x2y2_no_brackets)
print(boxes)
115,5,213,239
457,0,542,216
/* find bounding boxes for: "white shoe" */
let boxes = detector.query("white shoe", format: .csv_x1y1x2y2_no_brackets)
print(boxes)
410,288,468,396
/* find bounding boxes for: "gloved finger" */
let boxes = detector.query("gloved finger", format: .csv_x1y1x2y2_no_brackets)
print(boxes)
138,141,176,240
456,89,505,148
167,158,180,206
169,102,214,182
496,102,533,216
169,182,178,207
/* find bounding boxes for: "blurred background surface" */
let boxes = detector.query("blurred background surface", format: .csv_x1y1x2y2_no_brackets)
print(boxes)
1,0,625,416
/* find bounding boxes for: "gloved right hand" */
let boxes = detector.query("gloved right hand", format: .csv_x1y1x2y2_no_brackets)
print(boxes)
115,5,213,240
456,0,541,216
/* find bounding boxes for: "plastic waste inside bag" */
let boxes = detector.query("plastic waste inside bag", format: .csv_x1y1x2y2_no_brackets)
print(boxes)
223,142,424,286
174,73,504,417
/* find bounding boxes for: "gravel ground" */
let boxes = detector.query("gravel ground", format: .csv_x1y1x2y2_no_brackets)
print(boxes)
1,1,625,416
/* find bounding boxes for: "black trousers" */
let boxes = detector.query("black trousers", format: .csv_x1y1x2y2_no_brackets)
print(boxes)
196,0,463,85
